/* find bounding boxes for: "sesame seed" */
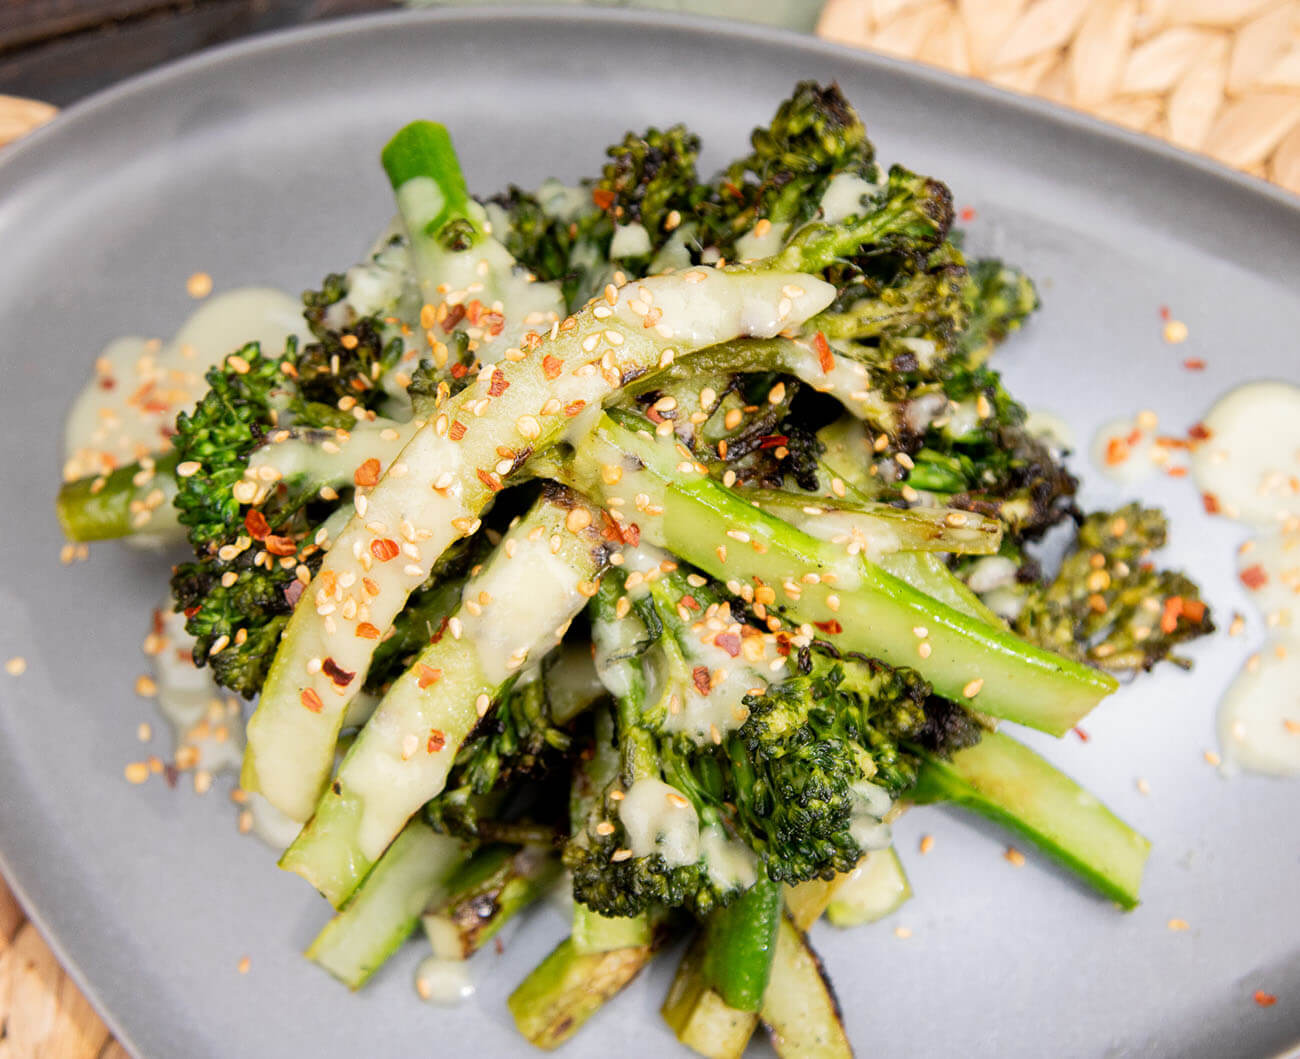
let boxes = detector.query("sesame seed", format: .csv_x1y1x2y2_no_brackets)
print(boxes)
918,642,932,659
186,272,213,299
1203,749,1221,766
610,849,633,862
1136,777,1151,795
894,926,912,939
962,678,984,698
1163,319,1188,344
767,382,786,405
135,674,158,697
1167,918,1189,932
124,762,149,784
237,956,251,975
919,834,934,854
5,657,26,677
1004,847,1025,867
913,626,928,639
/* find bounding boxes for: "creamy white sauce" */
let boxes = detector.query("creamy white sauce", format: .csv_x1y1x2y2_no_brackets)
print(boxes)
734,221,790,262
618,777,700,867
610,222,652,260
458,534,590,685
63,288,308,540
965,556,1019,595
829,849,911,923
796,509,901,564
1190,383,1300,776
1024,410,1074,455
1192,382,1300,529
1217,646,1300,776
1090,412,1161,486
700,824,757,891
414,956,475,1006
650,225,696,274
246,792,304,851
151,609,246,775
819,172,879,224
848,780,893,851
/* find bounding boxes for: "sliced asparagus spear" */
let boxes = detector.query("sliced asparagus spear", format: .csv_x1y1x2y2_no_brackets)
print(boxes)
662,937,760,1059
420,843,560,960
909,730,1151,909
508,928,667,1050
825,847,912,927
760,916,853,1059
306,820,466,989
280,487,613,907
561,411,1117,736
56,450,180,542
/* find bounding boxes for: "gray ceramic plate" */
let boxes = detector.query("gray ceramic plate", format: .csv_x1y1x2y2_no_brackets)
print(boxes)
1,9,1298,1058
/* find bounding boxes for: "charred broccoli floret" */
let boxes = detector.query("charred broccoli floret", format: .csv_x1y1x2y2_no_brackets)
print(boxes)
1013,504,1214,671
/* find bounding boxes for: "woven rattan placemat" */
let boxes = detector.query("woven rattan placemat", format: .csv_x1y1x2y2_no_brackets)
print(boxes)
1,2,1297,1053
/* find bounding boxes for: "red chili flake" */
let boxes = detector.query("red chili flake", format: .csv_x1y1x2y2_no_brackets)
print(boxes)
959,206,977,222
429,617,449,645
680,595,700,612
812,331,834,373
163,763,180,788
722,181,743,201
362,577,381,597
322,657,356,688
1183,599,1206,623
1254,991,1277,1007
1159,305,1171,321
448,420,467,441
564,400,587,418
646,407,666,424
1240,565,1268,590
1202,492,1221,514
591,188,615,210
184,605,200,619
1105,438,1130,466
1073,726,1090,743
285,580,305,608
691,666,711,695
264,535,297,557
487,373,510,397
300,688,324,713
441,303,466,333
356,622,380,640
599,511,623,543
483,312,506,338
244,510,270,540
1167,466,1189,478
370,538,400,562
1161,596,1185,634
758,434,790,450
427,729,446,753
449,362,468,380
622,522,640,547
1188,422,1212,441
98,377,116,390
714,632,741,658
774,635,792,656
353,458,381,488
1183,358,1206,371
465,300,483,326
416,664,443,689
476,468,503,492
542,355,563,380
813,619,843,635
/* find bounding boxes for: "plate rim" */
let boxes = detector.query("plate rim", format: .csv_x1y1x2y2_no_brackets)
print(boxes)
1,6,1298,1054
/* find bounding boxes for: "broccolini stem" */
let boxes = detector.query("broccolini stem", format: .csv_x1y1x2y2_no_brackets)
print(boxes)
562,411,1117,736
421,843,561,960
701,876,782,1013
306,820,468,989
908,730,1150,909
381,122,473,239
56,451,181,542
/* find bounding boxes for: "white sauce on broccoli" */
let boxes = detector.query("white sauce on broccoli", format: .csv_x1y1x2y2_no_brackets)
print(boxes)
618,778,701,867
819,172,879,224
700,824,757,891
1190,382,1300,776
63,287,307,491
610,222,651,260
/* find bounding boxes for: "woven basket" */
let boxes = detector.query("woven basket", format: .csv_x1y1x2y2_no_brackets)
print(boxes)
819,0,1300,192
